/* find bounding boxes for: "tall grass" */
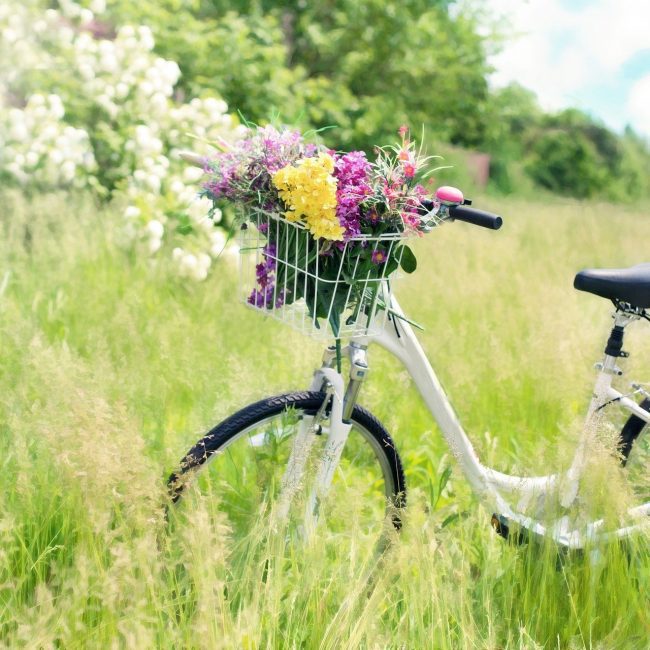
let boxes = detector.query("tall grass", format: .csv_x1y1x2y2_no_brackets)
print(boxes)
1,189,650,647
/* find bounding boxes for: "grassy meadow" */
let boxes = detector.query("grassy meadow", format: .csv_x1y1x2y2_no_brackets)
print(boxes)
2,190,650,647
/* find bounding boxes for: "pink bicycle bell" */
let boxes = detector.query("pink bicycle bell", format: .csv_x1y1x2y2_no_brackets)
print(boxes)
435,186,464,206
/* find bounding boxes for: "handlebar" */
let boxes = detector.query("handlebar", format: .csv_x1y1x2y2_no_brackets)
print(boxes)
419,199,503,230
449,205,503,230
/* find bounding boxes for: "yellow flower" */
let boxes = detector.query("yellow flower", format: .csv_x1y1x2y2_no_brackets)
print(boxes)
271,152,343,241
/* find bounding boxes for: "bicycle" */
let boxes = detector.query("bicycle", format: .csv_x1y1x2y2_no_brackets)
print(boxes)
168,155,650,550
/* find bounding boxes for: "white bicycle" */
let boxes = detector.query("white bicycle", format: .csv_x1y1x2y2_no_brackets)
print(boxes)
168,176,650,550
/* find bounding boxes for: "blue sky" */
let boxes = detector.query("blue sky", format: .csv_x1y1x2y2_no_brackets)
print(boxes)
487,0,650,138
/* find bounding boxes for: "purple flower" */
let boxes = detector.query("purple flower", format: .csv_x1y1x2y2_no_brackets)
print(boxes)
202,125,318,206
247,287,286,309
248,242,284,309
333,151,372,241
248,287,272,308
371,249,387,265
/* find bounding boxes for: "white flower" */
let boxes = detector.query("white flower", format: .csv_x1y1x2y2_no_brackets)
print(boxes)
139,80,153,96
138,26,155,51
183,166,203,183
197,253,211,270
100,54,117,73
3,27,17,43
145,219,164,239
193,267,208,281
172,247,183,261
49,150,64,165
150,92,168,115
79,63,95,81
204,97,228,116
179,252,197,276
124,205,141,219
60,160,76,182
115,82,129,100
42,125,59,141
119,25,135,39
10,122,28,142
25,151,39,168
79,8,94,24
146,174,161,194
209,230,227,257
148,237,162,254
170,179,185,195
188,200,208,223
47,94,65,119
198,217,214,233
6,162,26,183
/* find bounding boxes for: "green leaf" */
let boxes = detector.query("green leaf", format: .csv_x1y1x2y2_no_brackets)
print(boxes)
399,245,417,274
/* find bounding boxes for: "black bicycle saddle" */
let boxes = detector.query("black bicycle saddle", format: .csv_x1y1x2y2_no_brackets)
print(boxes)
574,263,650,308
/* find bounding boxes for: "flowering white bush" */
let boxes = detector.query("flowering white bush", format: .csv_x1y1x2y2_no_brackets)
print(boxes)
0,0,243,280
0,94,97,188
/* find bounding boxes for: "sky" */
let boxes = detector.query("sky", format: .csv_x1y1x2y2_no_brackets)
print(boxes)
486,0,650,138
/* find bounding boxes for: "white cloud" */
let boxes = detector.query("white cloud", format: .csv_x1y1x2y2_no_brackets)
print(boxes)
577,0,650,72
628,74,650,137
487,0,650,135
489,0,586,109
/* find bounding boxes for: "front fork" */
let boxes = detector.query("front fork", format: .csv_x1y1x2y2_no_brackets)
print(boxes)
277,342,370,526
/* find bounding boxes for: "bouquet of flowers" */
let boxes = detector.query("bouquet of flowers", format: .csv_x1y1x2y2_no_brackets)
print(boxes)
201,125,442,337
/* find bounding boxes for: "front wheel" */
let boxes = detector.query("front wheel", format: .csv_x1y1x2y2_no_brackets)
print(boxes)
167,392,406,542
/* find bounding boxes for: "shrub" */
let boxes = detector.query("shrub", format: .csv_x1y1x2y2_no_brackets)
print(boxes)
0,0,241,279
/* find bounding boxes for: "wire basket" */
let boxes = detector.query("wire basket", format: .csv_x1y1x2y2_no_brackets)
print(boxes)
238,210,407,339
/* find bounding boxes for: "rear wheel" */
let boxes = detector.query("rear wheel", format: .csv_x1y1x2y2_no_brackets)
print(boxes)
618,398,650,507
167,391,406,544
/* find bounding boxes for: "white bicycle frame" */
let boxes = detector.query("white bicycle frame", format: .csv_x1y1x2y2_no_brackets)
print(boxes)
282,295,650,549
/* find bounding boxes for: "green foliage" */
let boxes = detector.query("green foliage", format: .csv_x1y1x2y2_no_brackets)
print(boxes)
527,128,606,199
485,89,650,201
398,244,417,273
107,0,492,152
526,109,650,201
289,0,491,149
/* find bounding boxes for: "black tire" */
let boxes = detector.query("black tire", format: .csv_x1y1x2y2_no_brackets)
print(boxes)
619,398,650,465
167,391,406,534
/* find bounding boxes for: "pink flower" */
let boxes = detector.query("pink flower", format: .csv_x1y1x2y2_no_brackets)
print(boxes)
371,249,387,265
403,161,416,178
398,125,409,138
402,211,422,234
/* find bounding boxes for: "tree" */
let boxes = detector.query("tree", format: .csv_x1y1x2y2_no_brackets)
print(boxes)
527,129,606,198
107,0,492,151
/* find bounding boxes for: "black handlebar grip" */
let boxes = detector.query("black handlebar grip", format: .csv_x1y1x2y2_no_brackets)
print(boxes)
449,205,503,230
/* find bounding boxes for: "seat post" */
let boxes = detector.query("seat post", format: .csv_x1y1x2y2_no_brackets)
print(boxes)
604,324,626,358
600,310,639,373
